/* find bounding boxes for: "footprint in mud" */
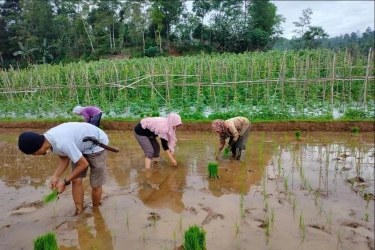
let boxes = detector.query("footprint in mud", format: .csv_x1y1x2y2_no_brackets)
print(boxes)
308,224,331,234
185,207,198,215
255,218,267,228
201,207,224,225
341,221,373,231
147,212,161,221
10,200,45,215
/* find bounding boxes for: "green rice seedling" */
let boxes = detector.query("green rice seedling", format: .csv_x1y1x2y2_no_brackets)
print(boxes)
365,193,372,204
234,221,240,238
264,200,269,212
283,177,289,193
292,198,297,217
337,228,344,249
207,162,219,179
223,147,230,158
240,194,245,219
277,157,281,176
351,126,360,134
183,225,206,250
33,232,58,250
173,231,177,248
299,211,304,231
364,213,369,222
142,231,146,244
288,191,292,203
270,208,275,229
325,209,332,230
43,190,58,203
264,215,271,246
314,191,319,205
178,215,183,232
125,211,130,233
295,131,301,141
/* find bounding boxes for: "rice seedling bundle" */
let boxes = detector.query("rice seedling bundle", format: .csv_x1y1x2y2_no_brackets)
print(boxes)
183,225,206,250
33,232,58,250
207,162,219,179
43,190,58,203
223,147,230,158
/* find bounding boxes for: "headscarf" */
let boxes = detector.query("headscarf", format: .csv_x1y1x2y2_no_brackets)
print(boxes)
73,106,83,114
141,113,182,153
212,119,226,133
18,132,45,154
212,119,232,138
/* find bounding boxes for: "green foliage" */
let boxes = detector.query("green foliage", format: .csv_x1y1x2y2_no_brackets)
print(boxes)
43,190,58,203
33,232,58,250
351,126,360,134
145,46,160,57
183,225,206,250
207,162,219,179
343,109,369,119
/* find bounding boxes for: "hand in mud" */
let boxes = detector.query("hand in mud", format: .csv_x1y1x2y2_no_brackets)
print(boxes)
56,181,66,194
49,176,59,189
171,159,178,167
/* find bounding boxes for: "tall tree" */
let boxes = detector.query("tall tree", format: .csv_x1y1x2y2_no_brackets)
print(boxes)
149,0,184,50
247,0,285,51
192,0,212,44
292,7,313,37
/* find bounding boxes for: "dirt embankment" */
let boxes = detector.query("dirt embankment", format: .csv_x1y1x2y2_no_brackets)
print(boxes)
0,121,373,132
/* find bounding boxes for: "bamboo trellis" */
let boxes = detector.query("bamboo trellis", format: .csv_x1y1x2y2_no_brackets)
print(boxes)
0,49,374,117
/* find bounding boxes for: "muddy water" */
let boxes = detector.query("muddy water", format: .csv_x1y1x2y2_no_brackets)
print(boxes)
0,130,374,250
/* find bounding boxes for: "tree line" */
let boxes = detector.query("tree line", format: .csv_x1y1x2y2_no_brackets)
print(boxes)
0,1,373,69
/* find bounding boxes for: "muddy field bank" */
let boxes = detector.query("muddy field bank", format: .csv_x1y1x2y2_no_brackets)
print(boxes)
0,121,373,132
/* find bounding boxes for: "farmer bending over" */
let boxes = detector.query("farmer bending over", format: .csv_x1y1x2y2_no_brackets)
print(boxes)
73,105,103,127
212,117,251,160
18,122,108,215
134,113,182,169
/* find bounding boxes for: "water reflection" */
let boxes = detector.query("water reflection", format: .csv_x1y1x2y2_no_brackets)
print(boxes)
60,207,113,250
137,166,186,213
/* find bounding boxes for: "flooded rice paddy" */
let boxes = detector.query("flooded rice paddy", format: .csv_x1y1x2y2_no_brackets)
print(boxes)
0,129,374,250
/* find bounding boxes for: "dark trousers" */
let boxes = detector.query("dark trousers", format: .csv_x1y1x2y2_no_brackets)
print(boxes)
90,112,102,127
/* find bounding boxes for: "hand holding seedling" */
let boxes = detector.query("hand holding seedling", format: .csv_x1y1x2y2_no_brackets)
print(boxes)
55,181,66,194
49,176,59,189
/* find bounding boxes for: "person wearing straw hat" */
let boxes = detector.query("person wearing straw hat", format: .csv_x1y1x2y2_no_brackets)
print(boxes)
212,117,251,160
18,122,109,215
73,106,103,127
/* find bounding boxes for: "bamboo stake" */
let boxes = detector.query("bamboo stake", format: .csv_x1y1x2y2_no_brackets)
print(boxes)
363,47,372,107
331,54,336,110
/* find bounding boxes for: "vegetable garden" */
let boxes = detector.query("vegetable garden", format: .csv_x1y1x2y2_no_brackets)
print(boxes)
1,49,374,121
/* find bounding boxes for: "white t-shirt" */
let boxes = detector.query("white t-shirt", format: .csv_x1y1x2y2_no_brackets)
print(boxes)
44,122,109,163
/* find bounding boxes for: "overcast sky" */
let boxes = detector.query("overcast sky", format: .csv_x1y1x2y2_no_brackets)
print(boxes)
272,1,375,39
186,1,374,39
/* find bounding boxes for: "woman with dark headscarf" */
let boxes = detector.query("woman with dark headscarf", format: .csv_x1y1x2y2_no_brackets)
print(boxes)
211,117,251,160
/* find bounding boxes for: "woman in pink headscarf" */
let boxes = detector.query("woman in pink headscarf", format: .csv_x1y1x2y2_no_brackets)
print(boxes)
212,117,250,160
134,113,182,169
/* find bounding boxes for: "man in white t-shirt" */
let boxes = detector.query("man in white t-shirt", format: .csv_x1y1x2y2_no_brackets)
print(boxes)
18,122,109,215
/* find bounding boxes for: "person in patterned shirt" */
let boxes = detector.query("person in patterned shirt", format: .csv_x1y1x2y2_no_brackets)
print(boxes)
211,117,251,160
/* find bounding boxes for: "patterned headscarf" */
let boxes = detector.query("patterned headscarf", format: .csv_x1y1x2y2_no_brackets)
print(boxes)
211,119,226,133
141,113,182,154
